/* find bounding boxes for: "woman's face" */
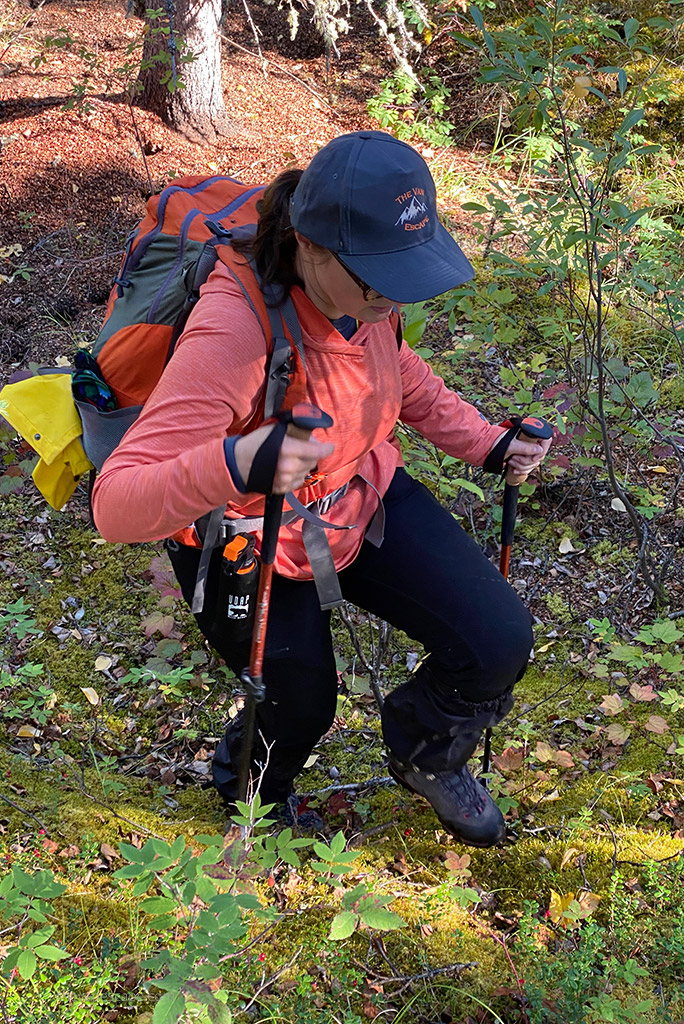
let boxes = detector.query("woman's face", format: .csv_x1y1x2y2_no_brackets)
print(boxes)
295,233,399,324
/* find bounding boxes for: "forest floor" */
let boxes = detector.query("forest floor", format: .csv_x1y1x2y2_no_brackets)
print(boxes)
1,2,684,1023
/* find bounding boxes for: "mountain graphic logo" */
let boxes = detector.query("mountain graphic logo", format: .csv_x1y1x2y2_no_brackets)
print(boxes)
395,196,429,226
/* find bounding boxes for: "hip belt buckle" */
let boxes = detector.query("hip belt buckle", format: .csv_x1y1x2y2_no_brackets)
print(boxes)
315,482,348,516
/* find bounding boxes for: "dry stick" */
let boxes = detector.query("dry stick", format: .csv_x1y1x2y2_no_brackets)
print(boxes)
589,206,665,601
239,0,267,76
127,100,154,195
360,960,478,997
618,847,684,867
220,34,340,115
0,791,50,835
56,759,167,839
313,776,393,795
238,945,303,1015
0,0,46,63
337,603,385,711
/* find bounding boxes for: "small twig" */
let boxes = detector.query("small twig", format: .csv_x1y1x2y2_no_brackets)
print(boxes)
336,604,385,711
0,791,50,835
577,853,590,891
127,100,154,194
361,959,477,996
55,760,167,838
239,0,266,76
605,822,619,876
221,34,340,115
487,930,529,1023
617,847,684,868
312,776,393,796
0,0,46,63
349,819,396,847
238,945,303,1014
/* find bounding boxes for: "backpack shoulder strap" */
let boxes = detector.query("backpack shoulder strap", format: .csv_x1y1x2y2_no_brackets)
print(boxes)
390,308,403,349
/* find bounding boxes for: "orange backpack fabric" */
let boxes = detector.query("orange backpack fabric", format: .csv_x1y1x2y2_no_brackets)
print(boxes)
92,175,305,413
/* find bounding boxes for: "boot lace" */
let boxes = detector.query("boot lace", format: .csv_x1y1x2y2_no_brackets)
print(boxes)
444,766,487,815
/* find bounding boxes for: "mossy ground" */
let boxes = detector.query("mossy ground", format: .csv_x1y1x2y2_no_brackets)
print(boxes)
2,476,684,1022
2,2,684,1020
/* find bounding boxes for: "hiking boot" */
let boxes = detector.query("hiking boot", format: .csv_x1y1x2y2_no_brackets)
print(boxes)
389,759,506,848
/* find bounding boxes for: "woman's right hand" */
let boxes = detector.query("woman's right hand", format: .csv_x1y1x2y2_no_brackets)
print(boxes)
234,422,335,495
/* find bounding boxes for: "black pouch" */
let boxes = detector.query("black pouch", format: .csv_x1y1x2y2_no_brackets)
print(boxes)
212,534,259,643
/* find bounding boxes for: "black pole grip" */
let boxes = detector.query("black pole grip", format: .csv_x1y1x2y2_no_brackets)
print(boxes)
518,416,553,442
279,402,334,433
501,482,519,548
260,493,285,566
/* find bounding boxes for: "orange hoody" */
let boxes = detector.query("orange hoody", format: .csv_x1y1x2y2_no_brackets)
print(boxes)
92,263,507,579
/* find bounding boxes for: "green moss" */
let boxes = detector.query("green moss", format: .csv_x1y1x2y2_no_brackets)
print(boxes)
542,591,575,626
660,376,684,412
591,538,624,566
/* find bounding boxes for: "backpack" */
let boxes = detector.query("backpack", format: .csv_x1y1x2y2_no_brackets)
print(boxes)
1,174,401,611
77,174,307,472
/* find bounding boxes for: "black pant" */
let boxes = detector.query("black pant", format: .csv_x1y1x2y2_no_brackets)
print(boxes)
168,468,532,803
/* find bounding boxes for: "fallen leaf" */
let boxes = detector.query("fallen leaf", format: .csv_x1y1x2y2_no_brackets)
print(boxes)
17,725,40,738
142,611,175,638
629,682,657,702
558,537,576,554
599,693,624,716
492,746,524,772
303,753,319,768
535,741,555,763
99,842,118,863
445,852,471,877
94,655,112,672
81,687,100,706
605,722,631,745
573,75,592,97
578,891,601,917
647,465,668,473
611,497,627,512
560,847,580,871
645,715,669,735
554,749,575,768
548,889,576,923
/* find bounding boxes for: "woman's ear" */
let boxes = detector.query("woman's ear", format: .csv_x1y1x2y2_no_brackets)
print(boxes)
294,232,330,264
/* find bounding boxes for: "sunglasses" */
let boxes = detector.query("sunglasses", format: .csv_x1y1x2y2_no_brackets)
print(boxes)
331,252,383,302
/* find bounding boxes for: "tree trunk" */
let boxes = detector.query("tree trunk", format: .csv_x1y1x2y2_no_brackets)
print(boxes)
136,0,235,143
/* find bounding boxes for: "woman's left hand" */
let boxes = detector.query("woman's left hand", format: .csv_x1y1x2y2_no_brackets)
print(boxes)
503,433,552,482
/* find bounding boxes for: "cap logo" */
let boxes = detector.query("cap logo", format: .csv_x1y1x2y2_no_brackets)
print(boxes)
394,187,429,231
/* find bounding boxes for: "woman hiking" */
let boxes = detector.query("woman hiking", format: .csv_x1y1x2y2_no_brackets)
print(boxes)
93,130,551,848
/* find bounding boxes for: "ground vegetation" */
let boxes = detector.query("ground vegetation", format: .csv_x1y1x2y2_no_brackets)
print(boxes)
0,1,683,1021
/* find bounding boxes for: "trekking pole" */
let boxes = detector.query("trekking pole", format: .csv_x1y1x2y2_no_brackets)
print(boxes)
237,402,334,804
481,415,553,782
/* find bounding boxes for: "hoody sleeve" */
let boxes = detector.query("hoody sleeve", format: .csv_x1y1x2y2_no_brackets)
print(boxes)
92,266,269,544
398,341,507,466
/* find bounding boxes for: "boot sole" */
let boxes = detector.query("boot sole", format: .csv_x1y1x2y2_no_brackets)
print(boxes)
388,766,506,849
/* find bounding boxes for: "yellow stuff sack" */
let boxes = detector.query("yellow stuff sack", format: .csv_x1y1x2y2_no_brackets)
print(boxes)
0,373,93,510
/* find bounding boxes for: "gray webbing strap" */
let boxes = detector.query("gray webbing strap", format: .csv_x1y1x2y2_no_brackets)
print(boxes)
259,280,307,420
358,474,385,548
302,520,344,610
191,504,226,613
284,489,354,531
263,332,293,420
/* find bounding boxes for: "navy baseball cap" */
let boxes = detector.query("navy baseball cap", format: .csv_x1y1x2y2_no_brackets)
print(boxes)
289,130,474,304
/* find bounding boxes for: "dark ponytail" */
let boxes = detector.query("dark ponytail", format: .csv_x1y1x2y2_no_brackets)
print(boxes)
232,168,304,303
